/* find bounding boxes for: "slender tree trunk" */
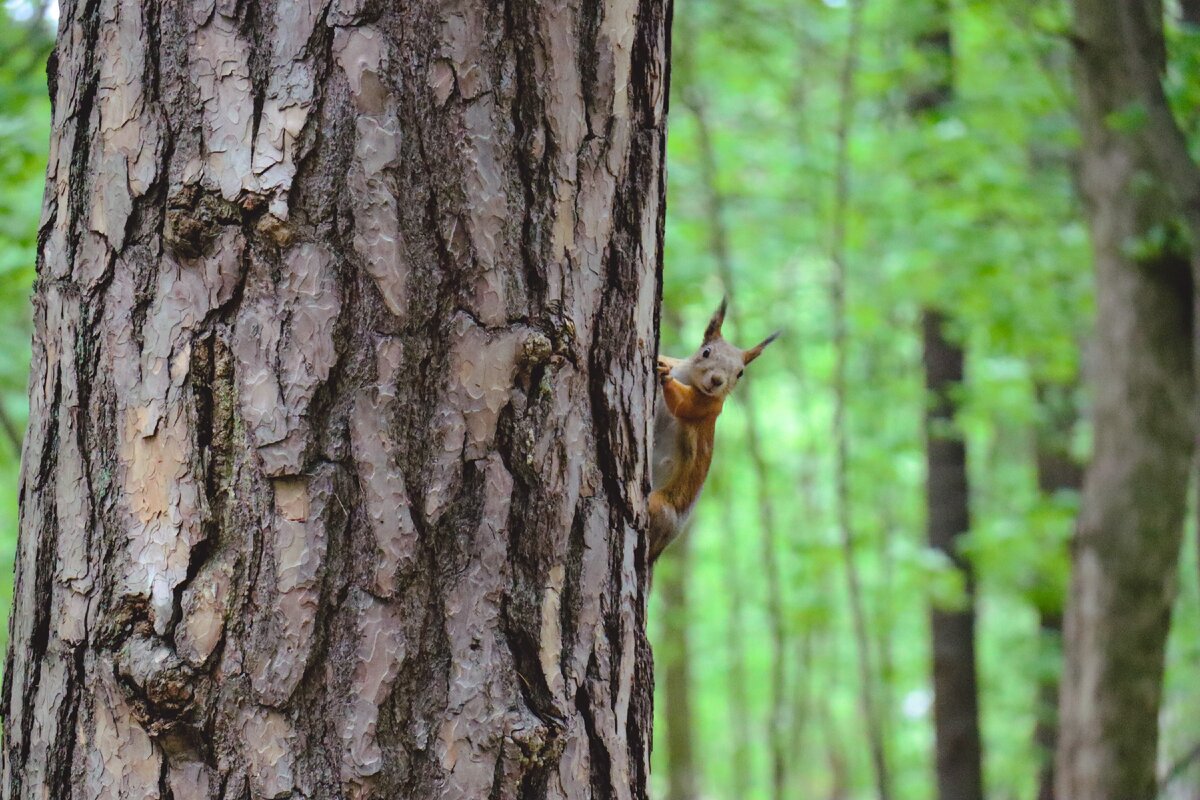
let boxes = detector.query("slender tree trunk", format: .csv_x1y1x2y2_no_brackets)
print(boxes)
0,402,20,454
907,4,985,798
654,308,698,800
718,495,753,799
830,1,888,796
819,691,850,800
682,85,789,800
1182,0,1200,27
1,1,671,797
830,2,891,798
921,312,985,800
669,24,755,798
1058,2,1196,797
1034,611,1062,800
1032,383,1082,800
658,536,697,800
783,353,822,797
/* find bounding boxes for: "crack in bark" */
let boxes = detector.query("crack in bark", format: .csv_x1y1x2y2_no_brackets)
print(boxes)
7,2,667,795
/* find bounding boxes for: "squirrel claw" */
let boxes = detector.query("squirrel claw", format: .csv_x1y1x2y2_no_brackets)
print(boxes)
656,358,672,383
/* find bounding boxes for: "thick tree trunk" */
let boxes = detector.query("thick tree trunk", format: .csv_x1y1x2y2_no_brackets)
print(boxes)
1,1,671,798
1057,2,1195,797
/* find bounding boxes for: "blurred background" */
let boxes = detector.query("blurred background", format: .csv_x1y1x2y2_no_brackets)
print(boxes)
1,0,1199,798
0,0,55,690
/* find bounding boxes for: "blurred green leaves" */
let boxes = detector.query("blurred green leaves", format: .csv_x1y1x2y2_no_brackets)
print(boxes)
0,1,53,677
0,5,51,403
652,0,1102,797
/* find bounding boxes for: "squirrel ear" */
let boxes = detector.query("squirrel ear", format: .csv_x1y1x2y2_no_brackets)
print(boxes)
742,331,780,364
703,297,728,343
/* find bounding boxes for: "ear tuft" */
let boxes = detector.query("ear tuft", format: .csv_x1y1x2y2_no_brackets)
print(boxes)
703,297,728,343
742,330,781,364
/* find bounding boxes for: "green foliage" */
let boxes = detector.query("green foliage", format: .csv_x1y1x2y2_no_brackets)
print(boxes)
653,0,1190,797
0,2,53,662
1,0,1200,797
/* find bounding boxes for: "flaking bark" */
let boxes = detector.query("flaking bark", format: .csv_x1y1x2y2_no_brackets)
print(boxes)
1,0,672,797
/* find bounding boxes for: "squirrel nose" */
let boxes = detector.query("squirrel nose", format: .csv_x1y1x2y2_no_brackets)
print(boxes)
710,375,724,388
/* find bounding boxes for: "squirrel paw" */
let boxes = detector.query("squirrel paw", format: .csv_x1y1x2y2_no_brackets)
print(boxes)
656,357,673,384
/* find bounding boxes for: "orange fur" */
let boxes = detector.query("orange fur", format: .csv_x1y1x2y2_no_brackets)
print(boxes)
648,299,778,565
648,373,723,563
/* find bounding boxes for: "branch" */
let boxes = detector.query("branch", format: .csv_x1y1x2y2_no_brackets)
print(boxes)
1158,741,1200,796
0,401,22,454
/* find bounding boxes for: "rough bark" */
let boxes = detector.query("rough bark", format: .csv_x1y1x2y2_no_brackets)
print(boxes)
1,1,672,798
656,537,696,800
1057,2,1196,797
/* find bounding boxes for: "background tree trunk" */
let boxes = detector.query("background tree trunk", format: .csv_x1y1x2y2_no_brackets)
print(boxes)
657,536,696,800
1032,382,1082,800
831,2,892,797
921,310,984,800
681,80,790,800
909,3,985,798
1057,2,1196,797
1184,0,1200,27
0,1,671,797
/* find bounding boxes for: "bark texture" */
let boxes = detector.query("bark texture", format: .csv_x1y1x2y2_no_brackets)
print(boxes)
1,0,671,797
1057,2,1196,797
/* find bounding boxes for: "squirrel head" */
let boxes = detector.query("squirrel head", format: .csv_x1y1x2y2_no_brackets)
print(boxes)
676,298,780,400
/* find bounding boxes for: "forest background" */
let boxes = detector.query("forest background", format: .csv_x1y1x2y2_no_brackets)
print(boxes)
1,0,1198,798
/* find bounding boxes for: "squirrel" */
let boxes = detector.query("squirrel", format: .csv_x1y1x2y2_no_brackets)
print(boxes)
648,298,779,563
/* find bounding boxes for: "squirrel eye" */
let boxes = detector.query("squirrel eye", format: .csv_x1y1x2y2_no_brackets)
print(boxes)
702,347,711,358
737,369,744,378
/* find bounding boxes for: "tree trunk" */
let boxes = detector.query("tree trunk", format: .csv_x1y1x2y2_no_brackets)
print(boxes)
1,1,671,798
657,537,696,800
921,311,985,800
717,492,753,799
681,78,789,800
1057,2,1195,797
908,3,985,798
1032,382,1082,800
830,2,891,798
1182,0,1200,27
1034,611,1062,800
